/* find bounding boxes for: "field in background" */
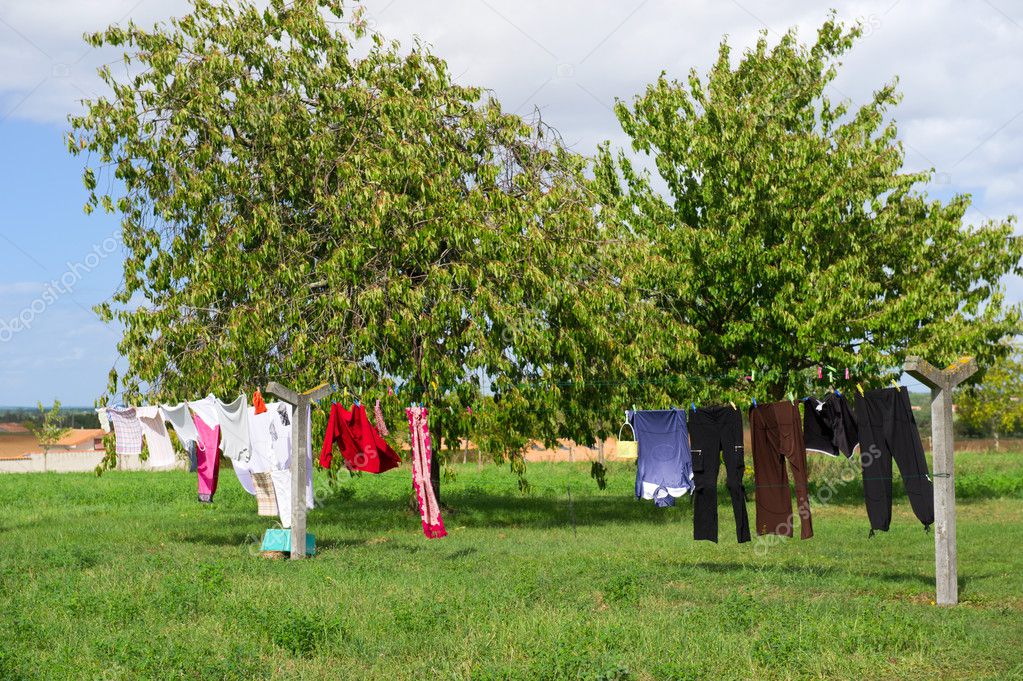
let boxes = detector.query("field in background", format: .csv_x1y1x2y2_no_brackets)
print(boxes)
1,452,1022,679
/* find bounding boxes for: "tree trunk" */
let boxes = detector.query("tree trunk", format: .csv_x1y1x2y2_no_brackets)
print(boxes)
431,433,442,504
994,430,1000,451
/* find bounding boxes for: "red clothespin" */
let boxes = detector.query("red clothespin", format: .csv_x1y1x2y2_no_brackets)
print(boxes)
844,367,850,380
387,385,394,396
817,366,823,380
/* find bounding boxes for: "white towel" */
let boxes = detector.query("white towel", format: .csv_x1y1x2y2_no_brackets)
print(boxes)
135,406,177,469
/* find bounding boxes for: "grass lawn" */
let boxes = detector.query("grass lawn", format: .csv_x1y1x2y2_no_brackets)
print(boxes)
1,452,1022,680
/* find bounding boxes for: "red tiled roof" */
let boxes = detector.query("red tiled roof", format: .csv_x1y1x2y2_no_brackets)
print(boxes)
55,429,106,447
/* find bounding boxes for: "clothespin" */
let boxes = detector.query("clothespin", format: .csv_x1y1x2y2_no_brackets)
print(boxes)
387,386,394,397
728,400,737,410
845,367,850,380
467,406,472,415
752,398,757,408
890,378,899,389
835,388,842,396
817,366,823,380
690,402,697,413
857,383,864,396
786,390,795,404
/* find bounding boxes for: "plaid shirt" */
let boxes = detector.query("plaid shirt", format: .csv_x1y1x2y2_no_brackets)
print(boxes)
107,407,144,458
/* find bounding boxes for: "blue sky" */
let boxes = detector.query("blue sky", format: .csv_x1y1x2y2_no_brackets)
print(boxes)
0,118,123,406
1,0,1021,405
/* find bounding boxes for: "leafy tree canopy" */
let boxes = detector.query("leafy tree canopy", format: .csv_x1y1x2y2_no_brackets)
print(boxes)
69,0,629,463
956,345,1023,443
594,16,1023,403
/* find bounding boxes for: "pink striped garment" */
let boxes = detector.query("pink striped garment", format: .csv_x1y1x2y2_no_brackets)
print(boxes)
406,406,446,539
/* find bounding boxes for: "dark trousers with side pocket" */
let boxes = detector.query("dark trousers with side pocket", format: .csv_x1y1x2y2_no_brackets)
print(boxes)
689,406,751,543
855,387,934,532
749,401,813,539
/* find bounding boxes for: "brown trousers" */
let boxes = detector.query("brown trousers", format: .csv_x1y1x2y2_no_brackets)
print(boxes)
749,401,813,539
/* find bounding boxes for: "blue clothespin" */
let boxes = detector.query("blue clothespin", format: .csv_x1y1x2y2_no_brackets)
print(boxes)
752,398,757,407
690,402,696,413
835,388,842,396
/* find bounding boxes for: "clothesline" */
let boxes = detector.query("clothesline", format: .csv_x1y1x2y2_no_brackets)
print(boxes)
99,389,448,541
629,386,937,542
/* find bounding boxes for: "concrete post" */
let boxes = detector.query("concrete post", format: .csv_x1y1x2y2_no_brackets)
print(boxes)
265,381,331,560
904,356,978,605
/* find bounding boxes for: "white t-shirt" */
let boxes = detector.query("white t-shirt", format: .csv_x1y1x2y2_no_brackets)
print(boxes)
187,395,220,429
247,401,293,473
96,408,111,433
266,404,313,527
214,394,252,464
160,402,199,445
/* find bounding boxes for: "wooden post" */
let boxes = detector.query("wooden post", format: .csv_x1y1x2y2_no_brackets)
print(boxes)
904,356,978,605
265,381,331,560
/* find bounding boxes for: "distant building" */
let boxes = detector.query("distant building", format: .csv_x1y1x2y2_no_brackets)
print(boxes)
0,423,29,434
52,429,106,451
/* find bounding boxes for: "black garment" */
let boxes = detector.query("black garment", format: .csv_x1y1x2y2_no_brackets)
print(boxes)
688,406,751,543
855,387,933,532
186,440,198,473
804,392,858,458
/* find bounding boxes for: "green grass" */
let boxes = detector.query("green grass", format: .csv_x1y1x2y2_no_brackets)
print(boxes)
1,452,1022,680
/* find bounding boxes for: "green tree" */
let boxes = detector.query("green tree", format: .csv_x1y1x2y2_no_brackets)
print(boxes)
956,346,1023,447
594,16,1023,403
68,0,629,484
28,400,71,460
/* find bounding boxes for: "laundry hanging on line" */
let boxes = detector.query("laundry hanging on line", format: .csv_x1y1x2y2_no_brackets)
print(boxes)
804,392,858,459
135,406,177,470
688,405,751,544
628,408,695,507
320,402,401,474
749,400,813,540
407,405,446,539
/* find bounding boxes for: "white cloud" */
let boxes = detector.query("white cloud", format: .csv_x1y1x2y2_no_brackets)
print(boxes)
0,281,44,296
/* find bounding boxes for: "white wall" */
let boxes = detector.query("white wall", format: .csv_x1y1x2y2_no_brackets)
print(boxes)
0,451,186,474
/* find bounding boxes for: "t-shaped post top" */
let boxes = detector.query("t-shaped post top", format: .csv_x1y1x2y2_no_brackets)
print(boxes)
904,356,978,391
265,381,331,405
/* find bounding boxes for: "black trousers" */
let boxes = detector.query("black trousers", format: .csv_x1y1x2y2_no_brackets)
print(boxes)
855,387,933,532
689,406,751,543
